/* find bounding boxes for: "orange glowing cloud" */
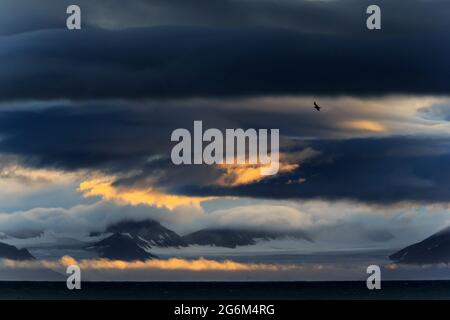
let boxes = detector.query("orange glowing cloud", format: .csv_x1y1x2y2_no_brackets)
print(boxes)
342,120,385,133
217,162,298,187
78,177,213,210
3,256,300,272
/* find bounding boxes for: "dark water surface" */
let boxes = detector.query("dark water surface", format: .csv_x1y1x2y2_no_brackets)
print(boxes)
1,281,450,300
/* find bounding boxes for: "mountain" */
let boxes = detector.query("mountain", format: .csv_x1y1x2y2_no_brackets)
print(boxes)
390,227,450,264
0,242,34,260
182,228,312,248
93,220,185,248
86,219,185,260
87,220,312,254
86,233,156,261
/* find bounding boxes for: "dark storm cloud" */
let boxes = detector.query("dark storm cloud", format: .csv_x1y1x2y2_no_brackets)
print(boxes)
2,104,450,204
0,100,399,173
0,1,67,35
0,104,277,185
0,102,320,188
181,137,450,205
2,26,450,101
0,105,172,170
2,0,450,35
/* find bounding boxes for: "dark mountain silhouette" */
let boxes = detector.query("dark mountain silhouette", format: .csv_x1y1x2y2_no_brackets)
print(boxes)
182,228,312,248
89,219,313,252
0,242,34,260
86,233,156,261
390,227,450,264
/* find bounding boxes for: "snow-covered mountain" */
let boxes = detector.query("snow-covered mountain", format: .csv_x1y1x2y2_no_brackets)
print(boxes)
85,220,185,260
103,220,185,248
86,233,156,261
0,219,314,260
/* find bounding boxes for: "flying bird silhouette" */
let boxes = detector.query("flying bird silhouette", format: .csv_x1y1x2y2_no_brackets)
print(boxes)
313,102,321,111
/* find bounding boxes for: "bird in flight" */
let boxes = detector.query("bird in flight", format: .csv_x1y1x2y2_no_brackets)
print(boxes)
313,102,321,111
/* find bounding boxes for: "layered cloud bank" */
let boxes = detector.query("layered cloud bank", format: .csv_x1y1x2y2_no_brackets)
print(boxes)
3,0,450,36
2,97,450,206
2,28,450,101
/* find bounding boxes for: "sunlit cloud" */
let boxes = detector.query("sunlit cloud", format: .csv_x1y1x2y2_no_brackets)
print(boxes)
214,149,315,187
232,95,450,137
217,163,298,187
0,166,77,184
3,256,300,272
0,162,80,192
341,120,385,133
78,177,214,210
0,161,84,210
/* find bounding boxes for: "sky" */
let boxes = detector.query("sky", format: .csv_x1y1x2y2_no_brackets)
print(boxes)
1,0,450,280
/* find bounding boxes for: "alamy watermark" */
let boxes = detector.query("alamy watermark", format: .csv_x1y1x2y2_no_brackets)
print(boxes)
66,264,81,290
366,265,381,290
171,121,280,175
66,5,81,30
366,5,381,30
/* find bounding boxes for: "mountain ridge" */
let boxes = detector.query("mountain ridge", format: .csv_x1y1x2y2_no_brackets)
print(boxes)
86,233,156,261
0,242,35,260
182,227,313,248
390,227,450,264
86,219,313,258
